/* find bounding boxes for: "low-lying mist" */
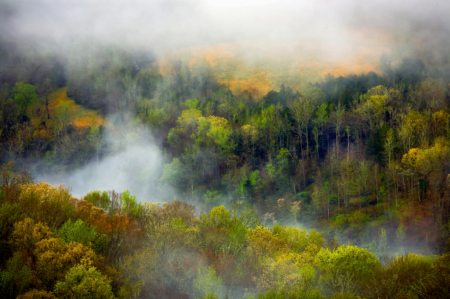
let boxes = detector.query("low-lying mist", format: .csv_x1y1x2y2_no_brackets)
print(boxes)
36,114,171,202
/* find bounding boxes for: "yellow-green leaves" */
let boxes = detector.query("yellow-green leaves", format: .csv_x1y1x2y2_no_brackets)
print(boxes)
54,264,115,299
358,86,388,129
176,109,202,133
401,137,449,176
315,245,381,296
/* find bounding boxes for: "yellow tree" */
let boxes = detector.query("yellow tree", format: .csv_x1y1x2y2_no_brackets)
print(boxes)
176,109,202,134
18,183,75,229
398,110,429,152
401,137,449,202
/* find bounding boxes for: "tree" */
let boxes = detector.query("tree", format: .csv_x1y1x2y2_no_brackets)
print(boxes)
398,110,428,151
193,266,224,299
56,219,107,253
333,103,345,152
34,237,100,289
16,289,55,299
83,191,110,210
120,190,143,220
13,82,38,115
56,101,72,134
395,223,406,247
289,99,315,155
87,125,103,167
315,245,382,296
160,158,185,187
0,253,32,299
0,203,23,242
37,78,52,120
119,247,157,298
54,264,115,299
176,109,202,134
384,128,395,164
18,183,75,229
241,124,259,159
303,86,327,106
0,161,33,203
11,217,53,253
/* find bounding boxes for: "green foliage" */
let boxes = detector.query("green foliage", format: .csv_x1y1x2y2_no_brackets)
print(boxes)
303,86,327,106
202,292,219,299
54,264,115,299
377,228,388,257
167,128,181,146
4,50,450,298
146,107,170,131
185,98,200,110
13,82,38,112
272,224,324,253
200,206,232,229
315,245,382,296
16,289,55,299
160,158,185,187
0,203,23,266
56,101,72,133
177,109,202,133
329,292,358,299
0,253,32,299
56,219,107,253
194,266,223,299
256,287,323,299
84,191,110,210
203,190,222,207
120,190,143,220
0,203,22,240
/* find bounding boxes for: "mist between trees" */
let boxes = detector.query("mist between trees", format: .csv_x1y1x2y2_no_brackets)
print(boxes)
2,40,450,252
0,41,450,298
0,161,449,299
1,0,450,295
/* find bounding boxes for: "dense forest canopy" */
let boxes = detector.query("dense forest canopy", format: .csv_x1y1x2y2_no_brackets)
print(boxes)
1,0,450,298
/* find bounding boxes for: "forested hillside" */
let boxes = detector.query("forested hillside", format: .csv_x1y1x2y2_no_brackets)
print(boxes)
1,36,450,298
0,162,450,299
2,40,450,250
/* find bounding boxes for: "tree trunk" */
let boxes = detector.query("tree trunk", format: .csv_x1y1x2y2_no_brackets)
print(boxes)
46,96,50,119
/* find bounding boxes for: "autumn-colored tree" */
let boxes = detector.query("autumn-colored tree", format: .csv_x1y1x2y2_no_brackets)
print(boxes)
75,199,138,261
18,183,75,229
0,161,33,203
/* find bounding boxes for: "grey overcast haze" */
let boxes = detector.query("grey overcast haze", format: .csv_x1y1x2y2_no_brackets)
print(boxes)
1,0,449,60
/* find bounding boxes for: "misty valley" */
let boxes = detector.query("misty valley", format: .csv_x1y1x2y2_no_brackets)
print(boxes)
1,0,450,298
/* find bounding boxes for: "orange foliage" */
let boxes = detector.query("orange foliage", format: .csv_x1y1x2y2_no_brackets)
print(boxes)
75,200,133,235
75,199,142,261
156,41,382,98
48,88,104,130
